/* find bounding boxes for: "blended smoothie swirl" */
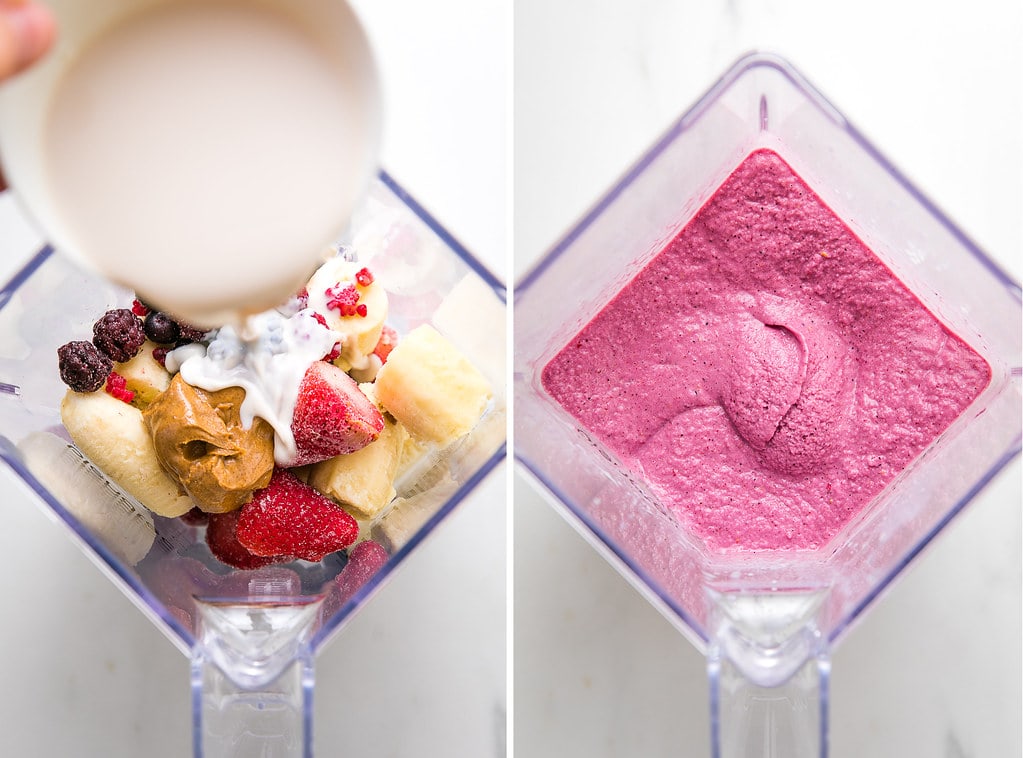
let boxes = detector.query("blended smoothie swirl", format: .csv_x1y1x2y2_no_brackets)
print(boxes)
542,149,989,551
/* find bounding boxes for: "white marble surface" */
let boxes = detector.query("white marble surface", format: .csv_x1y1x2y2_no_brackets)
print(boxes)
513,2,1021,757
0,0,507,755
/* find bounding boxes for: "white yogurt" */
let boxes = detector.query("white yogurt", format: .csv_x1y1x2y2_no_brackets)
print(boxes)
171,309,341,465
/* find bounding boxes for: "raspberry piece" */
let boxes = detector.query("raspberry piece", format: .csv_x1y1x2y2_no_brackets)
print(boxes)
152,347,169,367
144,311,181,344
93,308,146,362
58,340,113,392
325,283,360,314
322,343,342,362
104,371,135,404
335,540,389,603
206,508,294,570
354,267,374,287
131,299,150,317
372,325,399,363
237,469,358,562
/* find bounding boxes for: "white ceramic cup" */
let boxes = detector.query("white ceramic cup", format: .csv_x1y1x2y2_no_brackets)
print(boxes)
0,0,381,327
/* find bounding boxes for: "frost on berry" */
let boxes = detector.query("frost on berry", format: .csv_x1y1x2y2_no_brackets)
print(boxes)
206,508,293,570
58,341,113,392
237,469,358,562
335,540,389,604
93,308,146,361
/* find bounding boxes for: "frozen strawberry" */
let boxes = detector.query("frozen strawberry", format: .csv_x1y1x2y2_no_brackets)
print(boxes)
237,469,358,562
288,360,384,466
179,507,210,527
336,540,389,604
206,508,293,570
372,324,399,364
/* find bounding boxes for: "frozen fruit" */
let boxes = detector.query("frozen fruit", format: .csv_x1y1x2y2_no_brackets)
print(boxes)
143,311,181,344
60,389,194,517
305,257,388,371
307,412,407,520
115,340,171,407
93,308,146,362
58,340,113,392
175,320,209,345
335,539,389,604
206,508,293,570
237,469,359,562
288,360,385,466
372,324,399,363
104,371,135,404
374,324,492,445
179,507,210,527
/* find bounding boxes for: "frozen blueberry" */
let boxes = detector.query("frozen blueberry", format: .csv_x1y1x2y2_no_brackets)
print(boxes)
144,311,181,344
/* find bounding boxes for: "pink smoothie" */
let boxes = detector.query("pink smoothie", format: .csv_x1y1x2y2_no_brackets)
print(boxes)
542,149,991,551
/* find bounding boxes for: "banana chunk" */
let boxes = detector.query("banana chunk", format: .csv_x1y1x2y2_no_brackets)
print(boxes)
60,389,194,517
374,324,492,446
116,340,171,407
307,415,407,520
305,257,387,371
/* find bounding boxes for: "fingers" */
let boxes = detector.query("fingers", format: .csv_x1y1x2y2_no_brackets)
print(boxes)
0,2,56,81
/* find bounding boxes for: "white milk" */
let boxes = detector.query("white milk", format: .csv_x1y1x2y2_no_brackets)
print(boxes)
42,0,379,327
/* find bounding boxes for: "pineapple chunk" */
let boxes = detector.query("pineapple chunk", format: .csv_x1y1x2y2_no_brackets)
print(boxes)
116,340,170,407
307,416,407,520
374,324,491,445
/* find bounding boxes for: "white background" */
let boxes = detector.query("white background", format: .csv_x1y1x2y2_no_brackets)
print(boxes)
0,0,508,756
514,2,1021,757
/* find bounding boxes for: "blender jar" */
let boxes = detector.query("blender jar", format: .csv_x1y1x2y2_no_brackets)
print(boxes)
514,52,1021,757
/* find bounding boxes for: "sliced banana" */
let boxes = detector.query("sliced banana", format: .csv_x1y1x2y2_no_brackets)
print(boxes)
305,257,387,371
60,389,194,518
116,340,171,408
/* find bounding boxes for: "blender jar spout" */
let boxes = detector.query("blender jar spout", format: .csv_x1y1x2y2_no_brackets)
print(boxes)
707,588,829,758
192,596,323,758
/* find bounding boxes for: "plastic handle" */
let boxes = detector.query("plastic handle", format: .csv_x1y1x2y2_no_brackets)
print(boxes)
706,588,829,757
708,645,829,758
190,595,323,758
192,649,314,758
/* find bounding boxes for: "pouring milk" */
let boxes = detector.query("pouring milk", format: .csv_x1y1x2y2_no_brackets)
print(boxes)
0,0,381,328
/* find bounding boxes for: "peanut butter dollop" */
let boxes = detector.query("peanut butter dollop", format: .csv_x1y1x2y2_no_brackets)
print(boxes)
143,374,274,513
